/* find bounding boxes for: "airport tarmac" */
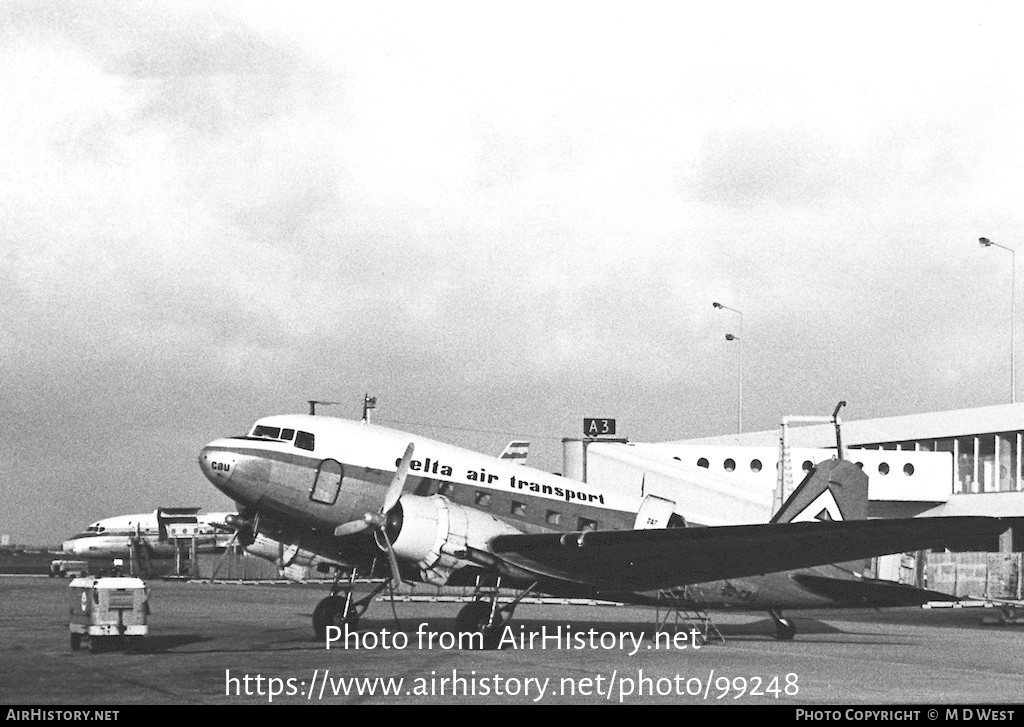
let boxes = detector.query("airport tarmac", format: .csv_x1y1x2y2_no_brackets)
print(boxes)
1,575,1022,706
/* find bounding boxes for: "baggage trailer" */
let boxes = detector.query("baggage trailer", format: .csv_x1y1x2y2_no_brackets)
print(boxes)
68,576,149,653
50,559,89,577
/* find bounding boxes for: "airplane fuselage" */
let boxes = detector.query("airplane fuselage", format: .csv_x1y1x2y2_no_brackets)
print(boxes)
198,415,910,612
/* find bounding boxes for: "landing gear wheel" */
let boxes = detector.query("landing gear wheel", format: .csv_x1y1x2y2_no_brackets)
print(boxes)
89,637,106,654
774,617,796,641
455,600,491,633
70,633,81,651
480,622,505,650
126,636,144,653
341,610,360,630
313,595,347,641
455,601,507,650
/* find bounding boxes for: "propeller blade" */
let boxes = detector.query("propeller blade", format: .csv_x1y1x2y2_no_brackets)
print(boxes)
379,528,403,591
209,531,239,582
334,519,370,537
382,442,415,514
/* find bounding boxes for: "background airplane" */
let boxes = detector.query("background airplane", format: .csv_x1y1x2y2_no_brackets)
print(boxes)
63,508,346,580
62,508,235,560
199,414,1003,645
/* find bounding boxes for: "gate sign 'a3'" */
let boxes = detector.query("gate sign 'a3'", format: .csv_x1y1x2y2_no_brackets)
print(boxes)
584,418,616,437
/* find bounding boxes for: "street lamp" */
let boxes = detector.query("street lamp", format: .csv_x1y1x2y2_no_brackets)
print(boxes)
713,302,744,432
979,237,1016,404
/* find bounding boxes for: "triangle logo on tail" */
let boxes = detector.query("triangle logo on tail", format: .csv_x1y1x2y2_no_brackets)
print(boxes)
789,489,844,523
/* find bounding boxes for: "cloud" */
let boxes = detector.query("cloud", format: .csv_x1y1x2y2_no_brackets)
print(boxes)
3,2,1024,542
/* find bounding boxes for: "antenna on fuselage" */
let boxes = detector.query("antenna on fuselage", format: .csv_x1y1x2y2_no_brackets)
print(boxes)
308,400,341,416
362,393,377,423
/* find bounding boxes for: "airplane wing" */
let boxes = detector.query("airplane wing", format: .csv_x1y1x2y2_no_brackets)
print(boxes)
488,516,1003,591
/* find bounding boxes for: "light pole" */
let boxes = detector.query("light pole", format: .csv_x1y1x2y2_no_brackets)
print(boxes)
979,237,1016,404
713,302,743,432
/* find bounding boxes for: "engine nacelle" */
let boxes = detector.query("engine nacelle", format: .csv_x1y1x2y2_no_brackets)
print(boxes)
223,514,256,546
383,495,522,585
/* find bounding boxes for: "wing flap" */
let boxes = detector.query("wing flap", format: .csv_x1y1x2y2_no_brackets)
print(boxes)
489,517,1002,590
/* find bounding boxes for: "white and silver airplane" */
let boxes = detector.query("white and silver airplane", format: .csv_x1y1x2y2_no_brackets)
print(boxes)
63,508,346,579
62,508,236,559
199,414,1003,645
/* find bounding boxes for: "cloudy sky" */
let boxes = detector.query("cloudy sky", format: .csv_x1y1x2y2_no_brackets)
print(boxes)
3,1,1024,544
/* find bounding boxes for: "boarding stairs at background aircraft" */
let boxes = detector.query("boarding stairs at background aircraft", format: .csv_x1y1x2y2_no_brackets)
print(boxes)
127,530,150,577
654,586,724,645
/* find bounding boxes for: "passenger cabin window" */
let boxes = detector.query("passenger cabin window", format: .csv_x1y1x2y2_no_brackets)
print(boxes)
546,511,561,526
438,483,454,498
310,459,343,505
474,492,492,507
295,431,315,451
510,501,527,518
578,517,598,532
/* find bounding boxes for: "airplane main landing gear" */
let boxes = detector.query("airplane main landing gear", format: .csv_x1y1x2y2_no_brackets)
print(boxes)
312,569,389,641
455,578,538,650
768,608,796,640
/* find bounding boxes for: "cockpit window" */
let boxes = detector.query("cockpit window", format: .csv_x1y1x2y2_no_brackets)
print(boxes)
295,431,315,451
280,428,295,442
253,425,282,439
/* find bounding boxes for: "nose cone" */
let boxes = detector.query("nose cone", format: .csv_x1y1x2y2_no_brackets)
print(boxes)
62,539,78,554
198,441,239,495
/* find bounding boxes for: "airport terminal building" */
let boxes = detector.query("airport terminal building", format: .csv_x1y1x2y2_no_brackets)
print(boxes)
565,403,1024,598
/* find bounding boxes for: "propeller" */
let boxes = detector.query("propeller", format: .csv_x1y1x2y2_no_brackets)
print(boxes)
333,442,414,589
208,530,239,582
208,513,257,582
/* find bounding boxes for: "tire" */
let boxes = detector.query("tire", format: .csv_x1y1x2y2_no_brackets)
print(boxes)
70,633,81,651
312,596,358,641
774,617,796,641
89,637,106,654
126,636,144,653
480,624,505,650
454,600,491,633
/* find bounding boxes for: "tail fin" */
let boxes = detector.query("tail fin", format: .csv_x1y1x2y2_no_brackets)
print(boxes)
499,441,529,464
770,459,868,524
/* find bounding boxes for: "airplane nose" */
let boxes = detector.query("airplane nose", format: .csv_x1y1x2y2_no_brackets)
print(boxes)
198,443,238,490
62,540,76,554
